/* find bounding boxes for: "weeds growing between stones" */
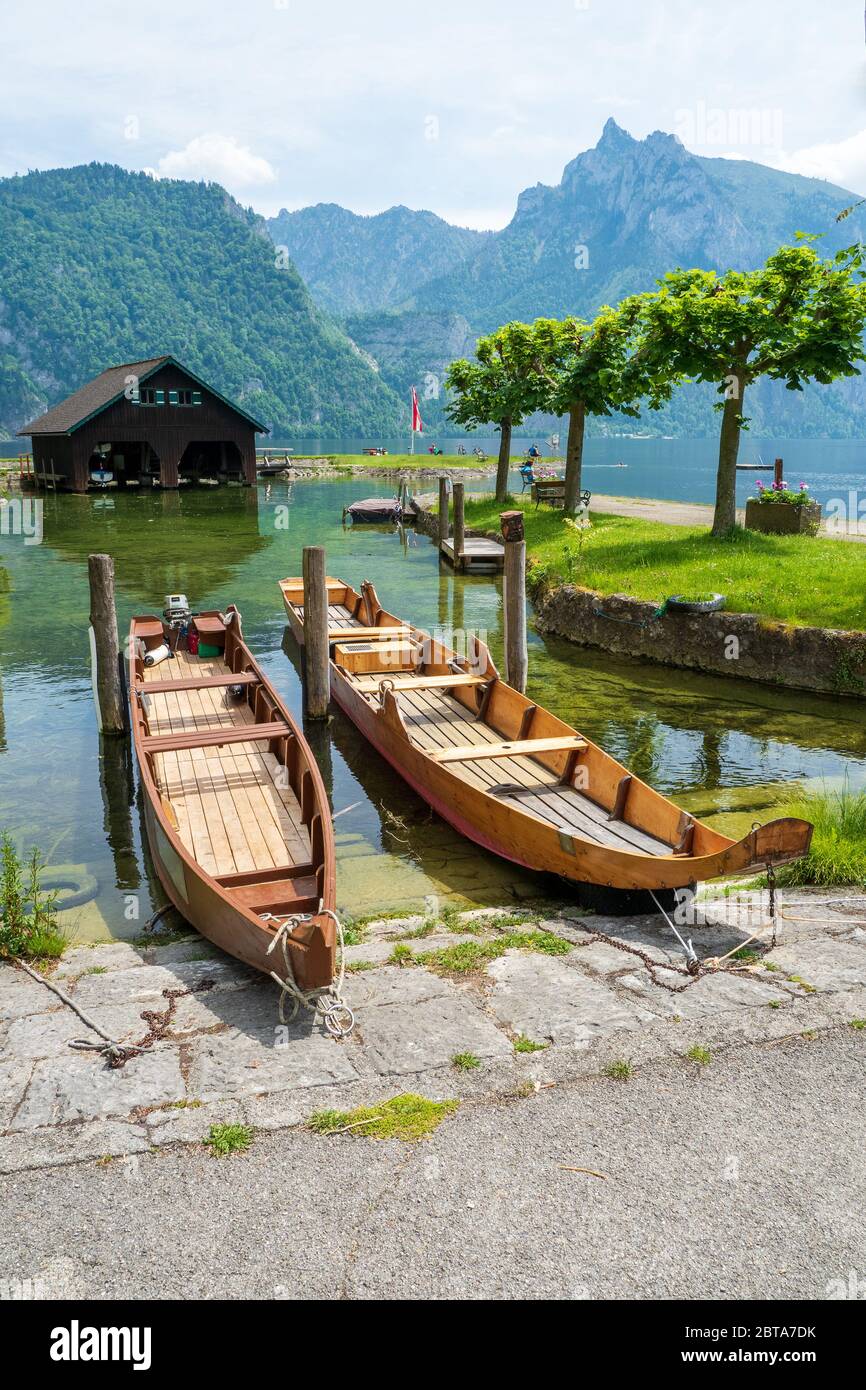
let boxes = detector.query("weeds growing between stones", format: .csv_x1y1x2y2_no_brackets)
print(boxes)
204,1123,254,1157
308,1093,459,1141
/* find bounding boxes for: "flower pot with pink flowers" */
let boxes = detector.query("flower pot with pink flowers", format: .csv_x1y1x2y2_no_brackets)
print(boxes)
744,478,822,536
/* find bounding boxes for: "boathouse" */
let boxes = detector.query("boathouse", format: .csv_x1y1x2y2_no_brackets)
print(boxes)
18,356,267,492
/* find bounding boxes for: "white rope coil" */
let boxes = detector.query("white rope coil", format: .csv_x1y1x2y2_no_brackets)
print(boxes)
263,907,355,1038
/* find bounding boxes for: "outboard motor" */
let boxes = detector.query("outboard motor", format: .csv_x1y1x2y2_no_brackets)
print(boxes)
163,593,192,629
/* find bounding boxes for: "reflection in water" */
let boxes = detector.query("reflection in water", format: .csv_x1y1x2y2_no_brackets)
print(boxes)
327,700,545,914
98,735,141,892
0,477,864,941
42,487,270,608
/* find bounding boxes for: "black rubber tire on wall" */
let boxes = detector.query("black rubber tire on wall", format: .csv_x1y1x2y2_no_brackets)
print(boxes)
666,593,726,614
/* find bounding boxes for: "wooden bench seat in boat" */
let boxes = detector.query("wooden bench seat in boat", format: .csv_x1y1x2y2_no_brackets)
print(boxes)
430,736,588,764
351,673,489,693
142,722,293,753
192,614,227,641
327,625,413,642
216,872,321,914
135,672,260,695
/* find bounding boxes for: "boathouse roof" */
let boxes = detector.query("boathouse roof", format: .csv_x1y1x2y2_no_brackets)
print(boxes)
19,355,267,435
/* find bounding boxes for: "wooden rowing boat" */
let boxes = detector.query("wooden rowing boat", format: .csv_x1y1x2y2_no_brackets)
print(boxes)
279,576,813,892
129,606,337,990
343,498,404,523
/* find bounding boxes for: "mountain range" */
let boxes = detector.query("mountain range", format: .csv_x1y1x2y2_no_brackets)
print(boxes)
268,119,866,437
2,123,865,442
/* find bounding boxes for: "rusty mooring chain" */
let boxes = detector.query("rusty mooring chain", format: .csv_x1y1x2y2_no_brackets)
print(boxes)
576,929,702,994
766,863,778,950
105,979,215,1069
576,876,784,995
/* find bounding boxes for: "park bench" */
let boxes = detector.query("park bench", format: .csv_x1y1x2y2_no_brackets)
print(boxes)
533,478,592,512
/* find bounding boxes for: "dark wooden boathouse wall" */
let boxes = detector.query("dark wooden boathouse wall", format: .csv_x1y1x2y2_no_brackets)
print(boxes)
32,363,259,492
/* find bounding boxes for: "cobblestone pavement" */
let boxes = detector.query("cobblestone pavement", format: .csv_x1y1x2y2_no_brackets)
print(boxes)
1,891,865,1175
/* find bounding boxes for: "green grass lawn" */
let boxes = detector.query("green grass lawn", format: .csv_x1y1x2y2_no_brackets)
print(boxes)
461,496,866,631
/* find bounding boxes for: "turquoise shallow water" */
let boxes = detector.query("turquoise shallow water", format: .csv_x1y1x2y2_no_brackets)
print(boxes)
1,476,864,942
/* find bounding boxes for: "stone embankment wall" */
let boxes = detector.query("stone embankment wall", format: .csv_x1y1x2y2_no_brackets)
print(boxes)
411,501,866,699
533,585,866,700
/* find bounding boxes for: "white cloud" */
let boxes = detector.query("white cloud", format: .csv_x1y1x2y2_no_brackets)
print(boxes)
157,134,276,189
2,1,864,226
771,129,866,196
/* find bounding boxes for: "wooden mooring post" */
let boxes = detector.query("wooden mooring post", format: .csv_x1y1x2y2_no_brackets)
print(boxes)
302,545,330,718
437,476,449,549
774,457,784,487
452,481,465,571
88,553,126,735
500,511,528,694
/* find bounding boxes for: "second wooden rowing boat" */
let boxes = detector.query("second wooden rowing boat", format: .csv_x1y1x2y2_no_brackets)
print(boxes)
279,576,813,892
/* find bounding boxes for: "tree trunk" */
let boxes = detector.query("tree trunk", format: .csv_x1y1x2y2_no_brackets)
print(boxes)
562,402,586,515
495,417,512,503
712,381,744,536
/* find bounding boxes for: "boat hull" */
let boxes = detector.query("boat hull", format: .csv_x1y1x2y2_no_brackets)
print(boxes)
130,609,336,991
140,795,329,984
330,677,808,890
280,577,813,893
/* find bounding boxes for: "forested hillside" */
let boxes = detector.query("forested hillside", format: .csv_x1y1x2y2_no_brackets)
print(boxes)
0,164,403,439
267,204,488,317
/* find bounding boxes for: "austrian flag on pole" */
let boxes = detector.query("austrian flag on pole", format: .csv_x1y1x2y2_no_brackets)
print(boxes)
411,386,423,434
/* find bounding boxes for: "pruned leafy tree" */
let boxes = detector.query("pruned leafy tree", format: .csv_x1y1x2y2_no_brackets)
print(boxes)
505,301,668,515
636,241,866,535
446,324,543,502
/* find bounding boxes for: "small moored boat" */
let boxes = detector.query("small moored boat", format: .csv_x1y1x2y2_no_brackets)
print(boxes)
342,497,405,524
279,576,813,893
129,605,337,993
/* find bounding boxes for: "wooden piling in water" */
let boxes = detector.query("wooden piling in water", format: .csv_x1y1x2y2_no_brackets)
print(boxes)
501,512,528,694
774,457,784,487
88,553,126,735
302,545,330,718
452,482,465,572
437,476,449,549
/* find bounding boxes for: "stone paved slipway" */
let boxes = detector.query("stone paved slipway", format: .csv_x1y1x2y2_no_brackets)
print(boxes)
1,893,865,1176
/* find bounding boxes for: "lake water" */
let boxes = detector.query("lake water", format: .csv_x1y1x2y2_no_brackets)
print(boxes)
1,474,865,944
264,436,866,511
6,436,866,511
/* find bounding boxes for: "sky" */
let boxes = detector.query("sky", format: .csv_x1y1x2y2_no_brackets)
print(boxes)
2,0,865,229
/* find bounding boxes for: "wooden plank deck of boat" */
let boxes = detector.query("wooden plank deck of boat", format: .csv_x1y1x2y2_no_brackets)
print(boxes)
293,601,366,628
349,675,671,856
140,650,311,879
